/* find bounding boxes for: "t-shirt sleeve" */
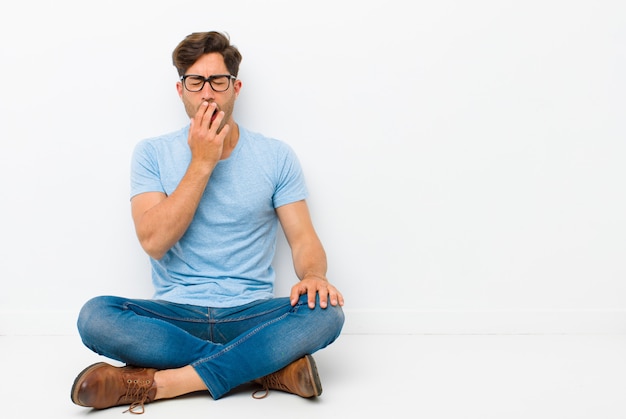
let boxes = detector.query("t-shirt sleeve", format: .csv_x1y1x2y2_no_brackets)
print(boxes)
130,139,165,199
272,144,309,208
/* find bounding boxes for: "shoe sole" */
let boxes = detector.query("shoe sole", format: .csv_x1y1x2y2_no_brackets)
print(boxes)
304,354,323,397
70,362,109,406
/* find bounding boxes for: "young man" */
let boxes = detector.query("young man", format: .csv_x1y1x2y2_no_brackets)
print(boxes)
71,31,345,414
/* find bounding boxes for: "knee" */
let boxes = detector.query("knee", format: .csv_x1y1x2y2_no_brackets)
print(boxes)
328,304,345,336
314,303,345,342
76,296,115,338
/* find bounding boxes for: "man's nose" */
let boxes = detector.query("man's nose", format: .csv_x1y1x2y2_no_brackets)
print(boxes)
200,81,216,99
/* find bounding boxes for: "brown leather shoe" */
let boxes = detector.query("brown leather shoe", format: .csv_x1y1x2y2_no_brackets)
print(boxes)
252,354,322,399
71,362,157,414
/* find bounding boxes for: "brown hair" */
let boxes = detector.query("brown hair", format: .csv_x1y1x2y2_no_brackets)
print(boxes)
172,31,242,77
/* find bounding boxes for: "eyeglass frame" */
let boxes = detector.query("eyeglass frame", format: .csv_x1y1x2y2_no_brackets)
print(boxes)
180,74,237,92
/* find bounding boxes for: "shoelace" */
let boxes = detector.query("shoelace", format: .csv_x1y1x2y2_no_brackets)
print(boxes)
251,374,286,399
252,387,270,399
122,378,154,414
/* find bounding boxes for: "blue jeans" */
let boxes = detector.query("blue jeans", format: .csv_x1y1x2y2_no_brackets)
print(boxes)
76,294,344,399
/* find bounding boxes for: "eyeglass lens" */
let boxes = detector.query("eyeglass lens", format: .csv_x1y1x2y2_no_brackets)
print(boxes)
184,75,232,92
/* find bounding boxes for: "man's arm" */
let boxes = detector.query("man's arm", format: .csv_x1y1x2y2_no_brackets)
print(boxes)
276,200,344,309
131,163,210,260
131,102,228,260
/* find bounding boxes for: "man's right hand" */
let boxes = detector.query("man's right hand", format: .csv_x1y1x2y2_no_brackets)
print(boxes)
188,101,230,168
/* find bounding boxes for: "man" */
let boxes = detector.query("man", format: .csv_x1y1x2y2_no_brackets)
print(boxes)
71,31,345,414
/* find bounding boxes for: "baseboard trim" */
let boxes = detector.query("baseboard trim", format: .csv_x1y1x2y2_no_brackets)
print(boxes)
2,308,625,336
341,308,626,335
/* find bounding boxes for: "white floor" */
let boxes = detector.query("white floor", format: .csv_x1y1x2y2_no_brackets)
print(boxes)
2,333,625,418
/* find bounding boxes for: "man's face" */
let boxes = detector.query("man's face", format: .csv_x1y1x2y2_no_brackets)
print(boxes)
176,52,241,132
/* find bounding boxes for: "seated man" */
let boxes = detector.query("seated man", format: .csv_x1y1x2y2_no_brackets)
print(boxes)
71,30,345,414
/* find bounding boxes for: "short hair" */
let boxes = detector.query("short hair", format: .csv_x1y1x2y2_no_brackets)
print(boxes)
172,31,242,77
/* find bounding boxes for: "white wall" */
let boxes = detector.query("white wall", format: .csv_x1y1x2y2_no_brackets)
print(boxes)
1,0,625,335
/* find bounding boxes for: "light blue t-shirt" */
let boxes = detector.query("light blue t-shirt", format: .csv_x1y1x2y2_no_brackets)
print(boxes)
130,125,308,307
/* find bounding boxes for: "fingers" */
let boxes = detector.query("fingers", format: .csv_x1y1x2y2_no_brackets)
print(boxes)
195,101,222,133
188,101,228,164
190,101,226,137
308,286,320,309
334,289,345,307
191,101,210,131
317,284,344,309
290,280,344,309
289,284,302,306
328,286,344,307
289,281,320,308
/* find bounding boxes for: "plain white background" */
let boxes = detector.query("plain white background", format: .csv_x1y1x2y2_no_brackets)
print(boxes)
1,0,625,336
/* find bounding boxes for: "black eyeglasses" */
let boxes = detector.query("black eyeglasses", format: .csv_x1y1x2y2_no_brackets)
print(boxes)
180,74,236,92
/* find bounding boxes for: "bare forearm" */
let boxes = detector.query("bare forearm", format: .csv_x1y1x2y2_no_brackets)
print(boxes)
293,238,328,282
134,161,213,259
290,238,345,309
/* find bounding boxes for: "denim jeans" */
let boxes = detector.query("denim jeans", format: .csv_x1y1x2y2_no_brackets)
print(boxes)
76,294,344,399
